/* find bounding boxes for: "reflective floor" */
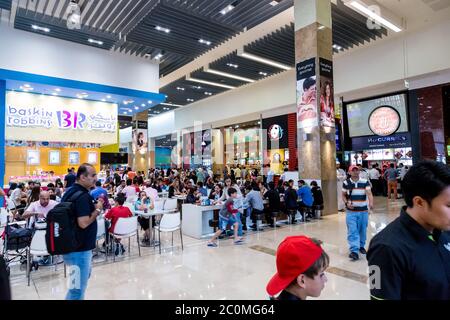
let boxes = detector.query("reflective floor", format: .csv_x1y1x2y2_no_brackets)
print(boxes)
9,197,404,300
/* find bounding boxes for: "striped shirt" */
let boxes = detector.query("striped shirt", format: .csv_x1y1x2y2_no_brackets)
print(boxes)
342,178,371,212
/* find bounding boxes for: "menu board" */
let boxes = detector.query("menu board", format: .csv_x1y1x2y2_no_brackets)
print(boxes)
49,150,61,165
27,150,40,165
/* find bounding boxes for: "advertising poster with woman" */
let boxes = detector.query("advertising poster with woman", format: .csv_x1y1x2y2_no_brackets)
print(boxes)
319,58,335,128
296,58,318,129
132,121,148,154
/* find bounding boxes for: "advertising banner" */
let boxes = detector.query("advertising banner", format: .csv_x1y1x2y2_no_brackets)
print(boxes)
132,121,148,154
5,91,118,144
262,114,289,149
319,58,335,129
296,58,318,129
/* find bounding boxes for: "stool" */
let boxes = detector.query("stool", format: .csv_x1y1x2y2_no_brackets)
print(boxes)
209,209,220,232
313,205,324,219
287,209,297,224
303,206,314,221
251,211,266,231
271,211,282,227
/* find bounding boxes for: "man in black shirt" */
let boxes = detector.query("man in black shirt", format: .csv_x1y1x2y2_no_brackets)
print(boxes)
367,161,450,300
62,163,104,300
264,182,281,228
64,168,76,189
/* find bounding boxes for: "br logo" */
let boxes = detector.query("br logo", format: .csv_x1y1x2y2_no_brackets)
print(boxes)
366,5,383,30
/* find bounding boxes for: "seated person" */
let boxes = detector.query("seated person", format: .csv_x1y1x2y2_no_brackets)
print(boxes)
144,181,158,201
21,191,58,227
90,181,108,201
264,182,281,228
10,183,28,214
104,195,133,255
208,184,223,203
297,180,314,220
243,182,268,230
197,182,208,197
134,191,155,245
310,181,324,218
186,187,200,204
47,188,61,202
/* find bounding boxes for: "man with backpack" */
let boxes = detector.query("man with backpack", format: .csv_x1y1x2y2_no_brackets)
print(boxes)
57,163,103,300
342,166,373,261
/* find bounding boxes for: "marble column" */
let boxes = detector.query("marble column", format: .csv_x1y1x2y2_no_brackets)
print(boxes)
295,0,337,215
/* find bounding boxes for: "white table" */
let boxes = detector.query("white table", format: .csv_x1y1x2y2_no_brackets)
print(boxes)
181,204,222,239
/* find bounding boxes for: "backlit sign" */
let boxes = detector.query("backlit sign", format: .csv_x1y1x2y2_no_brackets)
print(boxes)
368,106,401,136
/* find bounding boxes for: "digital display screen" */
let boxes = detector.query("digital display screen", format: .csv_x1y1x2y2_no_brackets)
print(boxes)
346,94,408,138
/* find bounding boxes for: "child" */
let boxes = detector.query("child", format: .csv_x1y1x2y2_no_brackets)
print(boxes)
266,236,329,300
104,194,133,255
207,188,244,247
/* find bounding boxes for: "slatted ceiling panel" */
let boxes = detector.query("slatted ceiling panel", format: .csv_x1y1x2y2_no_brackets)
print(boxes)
190,69,248,88
14,7,117,49
83,0,103,26
0,0,11,10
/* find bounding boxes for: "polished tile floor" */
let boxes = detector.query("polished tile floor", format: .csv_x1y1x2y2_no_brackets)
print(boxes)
8,197,404,300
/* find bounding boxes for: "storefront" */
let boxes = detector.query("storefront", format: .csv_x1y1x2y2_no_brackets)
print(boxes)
0,69,165,187
343,92,414,168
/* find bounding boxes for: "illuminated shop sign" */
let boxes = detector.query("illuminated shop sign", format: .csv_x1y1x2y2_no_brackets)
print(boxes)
268,124,284,141
368,106,401,136
5,91,118,144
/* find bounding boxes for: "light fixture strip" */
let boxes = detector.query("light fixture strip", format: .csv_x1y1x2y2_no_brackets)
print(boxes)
205,68,255,83
186,77,236,89
239,51,292,70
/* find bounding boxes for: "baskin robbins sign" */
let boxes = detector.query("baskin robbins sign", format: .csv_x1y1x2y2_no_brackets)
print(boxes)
5,91,118,145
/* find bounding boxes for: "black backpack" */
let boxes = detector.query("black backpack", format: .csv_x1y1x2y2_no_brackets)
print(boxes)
45,191,84,255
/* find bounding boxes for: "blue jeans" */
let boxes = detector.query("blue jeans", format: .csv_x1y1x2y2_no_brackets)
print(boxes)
63,250,93,300
346,211,369,254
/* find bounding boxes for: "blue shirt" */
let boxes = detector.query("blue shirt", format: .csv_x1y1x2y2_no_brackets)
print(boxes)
297,185,313,207
90,187,108,200
243,190,264,211
199,187,208,197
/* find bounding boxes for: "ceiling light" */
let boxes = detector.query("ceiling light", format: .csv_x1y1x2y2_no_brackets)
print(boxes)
155,53,163,60
141,103,146,107
123,100,134,105
333,44,343,51
161,102,183,107
193,85,202,89
176,87,185,91
52,92,58,96
76,93,88,99
270,0,281,6
226,63,238,68
88,38,103,45
101,99,106,102
186,77,236,89
163,107,170,110
24,84,31,88
205,68,255,83
20,85,34,91
107,95,111,99
135,106,139,110
204,92,212,96
186,98,195,102
123,111,128,114
318,25,326,30
350,1,402,33
55,88,61,92
199,39,212,45
31,25,50,32
155,26,170,33
148,100,152,104
220,4,235,15
235,125,239,128
238,49,292,70
259,71,268,76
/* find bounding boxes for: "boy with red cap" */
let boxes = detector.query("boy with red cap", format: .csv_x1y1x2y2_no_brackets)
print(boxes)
266,236,329,300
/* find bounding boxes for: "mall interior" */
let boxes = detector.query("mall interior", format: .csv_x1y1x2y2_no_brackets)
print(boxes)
0,0,449,301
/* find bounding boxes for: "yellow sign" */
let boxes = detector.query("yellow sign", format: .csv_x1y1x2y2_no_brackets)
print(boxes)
5,91,118,144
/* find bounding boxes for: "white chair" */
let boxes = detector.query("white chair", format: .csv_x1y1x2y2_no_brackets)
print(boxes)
109,216,141,262
0,207,8,227
6,198,16,213
28,230,51,286
154,199,165,211
163,198,178,211
95,218,107,261
154,212,183,254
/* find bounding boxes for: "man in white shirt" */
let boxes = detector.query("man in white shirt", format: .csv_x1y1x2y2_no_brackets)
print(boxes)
336,163,347,212
121,180,137,199
368,164,381,196
143,181,158,201
22,191,57,220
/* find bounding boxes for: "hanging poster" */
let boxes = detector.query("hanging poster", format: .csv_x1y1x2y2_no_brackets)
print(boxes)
319,58,335,128
48,150,61,165
296,58,318,129
132,121,148,154
27,150,40,165
69,151,80,165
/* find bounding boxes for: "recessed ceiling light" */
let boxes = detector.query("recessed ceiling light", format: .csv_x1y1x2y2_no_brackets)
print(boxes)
206,68,255,83
106,95,111,99
226,63,238,68
204,92,212,96
220,4,235,15
270,0,281,6
155,26,170,33
52,92,58,96
23,84,31,88
123,111,127,114
259,71,268,76
88,38,103,45
101,99,106,102
148,100,152,104
155,53,163,60
199,39,212,45
55,88,61,92
332,44,343,51
135,106,139,110
32,25,50,32
187,98,194,102
176,87,185,91
141,103,146,107
238,50,292,70
186,77,236,89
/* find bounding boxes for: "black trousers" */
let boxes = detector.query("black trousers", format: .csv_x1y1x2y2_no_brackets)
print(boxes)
370,179,379,196
251,209,273,226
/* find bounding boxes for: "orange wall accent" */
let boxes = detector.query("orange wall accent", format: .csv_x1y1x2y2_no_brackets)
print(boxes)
5,146,100,183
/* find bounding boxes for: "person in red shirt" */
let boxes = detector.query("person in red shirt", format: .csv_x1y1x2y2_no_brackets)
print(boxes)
104,194,133,255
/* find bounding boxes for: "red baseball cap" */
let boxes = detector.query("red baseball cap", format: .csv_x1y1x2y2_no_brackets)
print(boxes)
348,165,360,173
266,236,323,296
